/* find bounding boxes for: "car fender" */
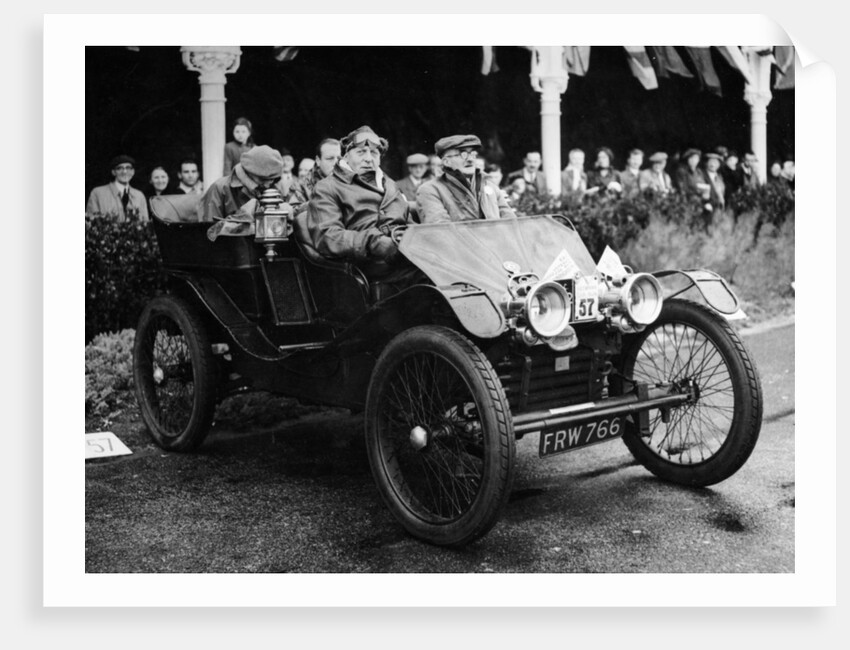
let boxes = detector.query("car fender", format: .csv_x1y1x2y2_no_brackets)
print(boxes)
652,269,747,320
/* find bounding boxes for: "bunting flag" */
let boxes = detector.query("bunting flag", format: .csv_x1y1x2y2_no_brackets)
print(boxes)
273,46,300,62
684,46,723,96
773,46,795,89
481,46,500,75
623,46,658,90
563,46,591,76
647,46,694,79
715,46,754,85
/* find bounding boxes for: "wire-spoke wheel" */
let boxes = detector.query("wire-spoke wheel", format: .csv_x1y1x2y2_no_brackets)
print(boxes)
619,299,763,486
365,326,515,547
133,295,217,451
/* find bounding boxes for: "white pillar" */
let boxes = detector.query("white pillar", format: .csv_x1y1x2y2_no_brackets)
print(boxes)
530,47,569,196
181,46,242,188
743,48,774,184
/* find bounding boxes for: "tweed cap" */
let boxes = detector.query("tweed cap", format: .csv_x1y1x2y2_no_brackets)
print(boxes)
406,153,429,165
704,152,723,162
110,154,136,169
649,152,668,163
240,145,284,180
434,134,482,157
683,148,702,160
340,125,388,154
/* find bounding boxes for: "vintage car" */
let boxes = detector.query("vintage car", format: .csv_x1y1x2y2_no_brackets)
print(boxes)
133,191,763,547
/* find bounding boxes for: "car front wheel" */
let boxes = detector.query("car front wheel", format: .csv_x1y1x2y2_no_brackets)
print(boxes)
619,299,763,486
365,325,515,547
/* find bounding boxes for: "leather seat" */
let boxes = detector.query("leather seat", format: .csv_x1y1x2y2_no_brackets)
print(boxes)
292,209,371,296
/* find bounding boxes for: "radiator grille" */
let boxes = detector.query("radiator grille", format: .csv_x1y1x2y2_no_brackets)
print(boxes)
496,346,601,412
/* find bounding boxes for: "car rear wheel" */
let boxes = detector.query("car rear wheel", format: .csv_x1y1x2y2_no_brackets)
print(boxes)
365,326,515,547
619,299,763,486
133,294,217,451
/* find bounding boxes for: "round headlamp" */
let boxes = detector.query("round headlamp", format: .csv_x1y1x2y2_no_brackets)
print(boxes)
525,281,571,338
621,273,663,325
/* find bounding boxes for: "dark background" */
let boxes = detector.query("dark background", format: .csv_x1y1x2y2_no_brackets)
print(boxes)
85,45,794,197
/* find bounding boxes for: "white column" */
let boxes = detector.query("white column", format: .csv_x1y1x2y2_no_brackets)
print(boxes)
530,47,569,196
181,46,242,188
743,48,774,184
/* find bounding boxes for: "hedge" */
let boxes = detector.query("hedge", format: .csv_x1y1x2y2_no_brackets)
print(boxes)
85,216,166,343
512,182,794,260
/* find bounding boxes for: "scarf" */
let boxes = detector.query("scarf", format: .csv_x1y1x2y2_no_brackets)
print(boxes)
341,158,384,191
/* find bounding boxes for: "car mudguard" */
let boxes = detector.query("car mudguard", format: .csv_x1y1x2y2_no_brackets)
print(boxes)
328,283,507,356
652,269,746,320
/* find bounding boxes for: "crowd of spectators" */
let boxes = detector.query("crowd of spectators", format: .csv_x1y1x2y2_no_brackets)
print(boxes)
85,112,795,228
492,145,795,213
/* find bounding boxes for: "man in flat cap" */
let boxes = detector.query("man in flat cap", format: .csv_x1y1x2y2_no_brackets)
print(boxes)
417,134,516,224
306,125,412,281
638,152,673,195
85,155,149,221
396,152,429,219
201,145,290,236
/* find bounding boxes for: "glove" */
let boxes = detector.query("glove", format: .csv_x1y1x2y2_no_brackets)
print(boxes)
371,235,400,263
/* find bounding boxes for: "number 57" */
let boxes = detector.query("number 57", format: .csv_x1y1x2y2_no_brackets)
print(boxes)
87,438,113,453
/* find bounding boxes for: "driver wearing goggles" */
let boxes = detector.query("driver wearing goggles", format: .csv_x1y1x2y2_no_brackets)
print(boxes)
306,125,413,280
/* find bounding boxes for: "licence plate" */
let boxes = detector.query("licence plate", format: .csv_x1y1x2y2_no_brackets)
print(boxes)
538,416,624,457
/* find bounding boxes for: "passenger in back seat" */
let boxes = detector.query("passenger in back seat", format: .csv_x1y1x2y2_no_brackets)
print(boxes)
202,145,291,239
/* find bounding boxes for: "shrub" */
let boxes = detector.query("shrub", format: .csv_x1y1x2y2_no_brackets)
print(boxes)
85,329,137,421
728,182,795,229
85,216,166,343
513,190,705,259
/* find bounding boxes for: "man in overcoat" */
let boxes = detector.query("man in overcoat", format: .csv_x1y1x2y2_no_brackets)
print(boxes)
638,152,673,195
201,145,291,239
306,125,411,280
85,154,149,221
416,134,516,224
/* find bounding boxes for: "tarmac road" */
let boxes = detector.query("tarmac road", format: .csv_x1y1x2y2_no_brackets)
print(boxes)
85,321,795,573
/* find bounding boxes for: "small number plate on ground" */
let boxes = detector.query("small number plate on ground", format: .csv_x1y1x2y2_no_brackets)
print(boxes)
538,416,624,457
85,432,133,459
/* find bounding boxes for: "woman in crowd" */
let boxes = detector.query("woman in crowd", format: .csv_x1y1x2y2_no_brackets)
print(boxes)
675,148,709,201
144,165,172,216
586,146,622,196
223,117,255,175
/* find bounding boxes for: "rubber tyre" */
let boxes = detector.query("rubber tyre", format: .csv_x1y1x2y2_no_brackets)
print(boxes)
365,326,515,547
619,299,763,486
133,294,217,451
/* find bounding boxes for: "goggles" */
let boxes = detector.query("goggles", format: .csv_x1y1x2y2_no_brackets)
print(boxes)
342,130,388,154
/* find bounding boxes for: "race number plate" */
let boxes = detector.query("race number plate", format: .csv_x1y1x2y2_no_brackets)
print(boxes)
85,432,132,459
538,416,624,457
573,276,599,321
